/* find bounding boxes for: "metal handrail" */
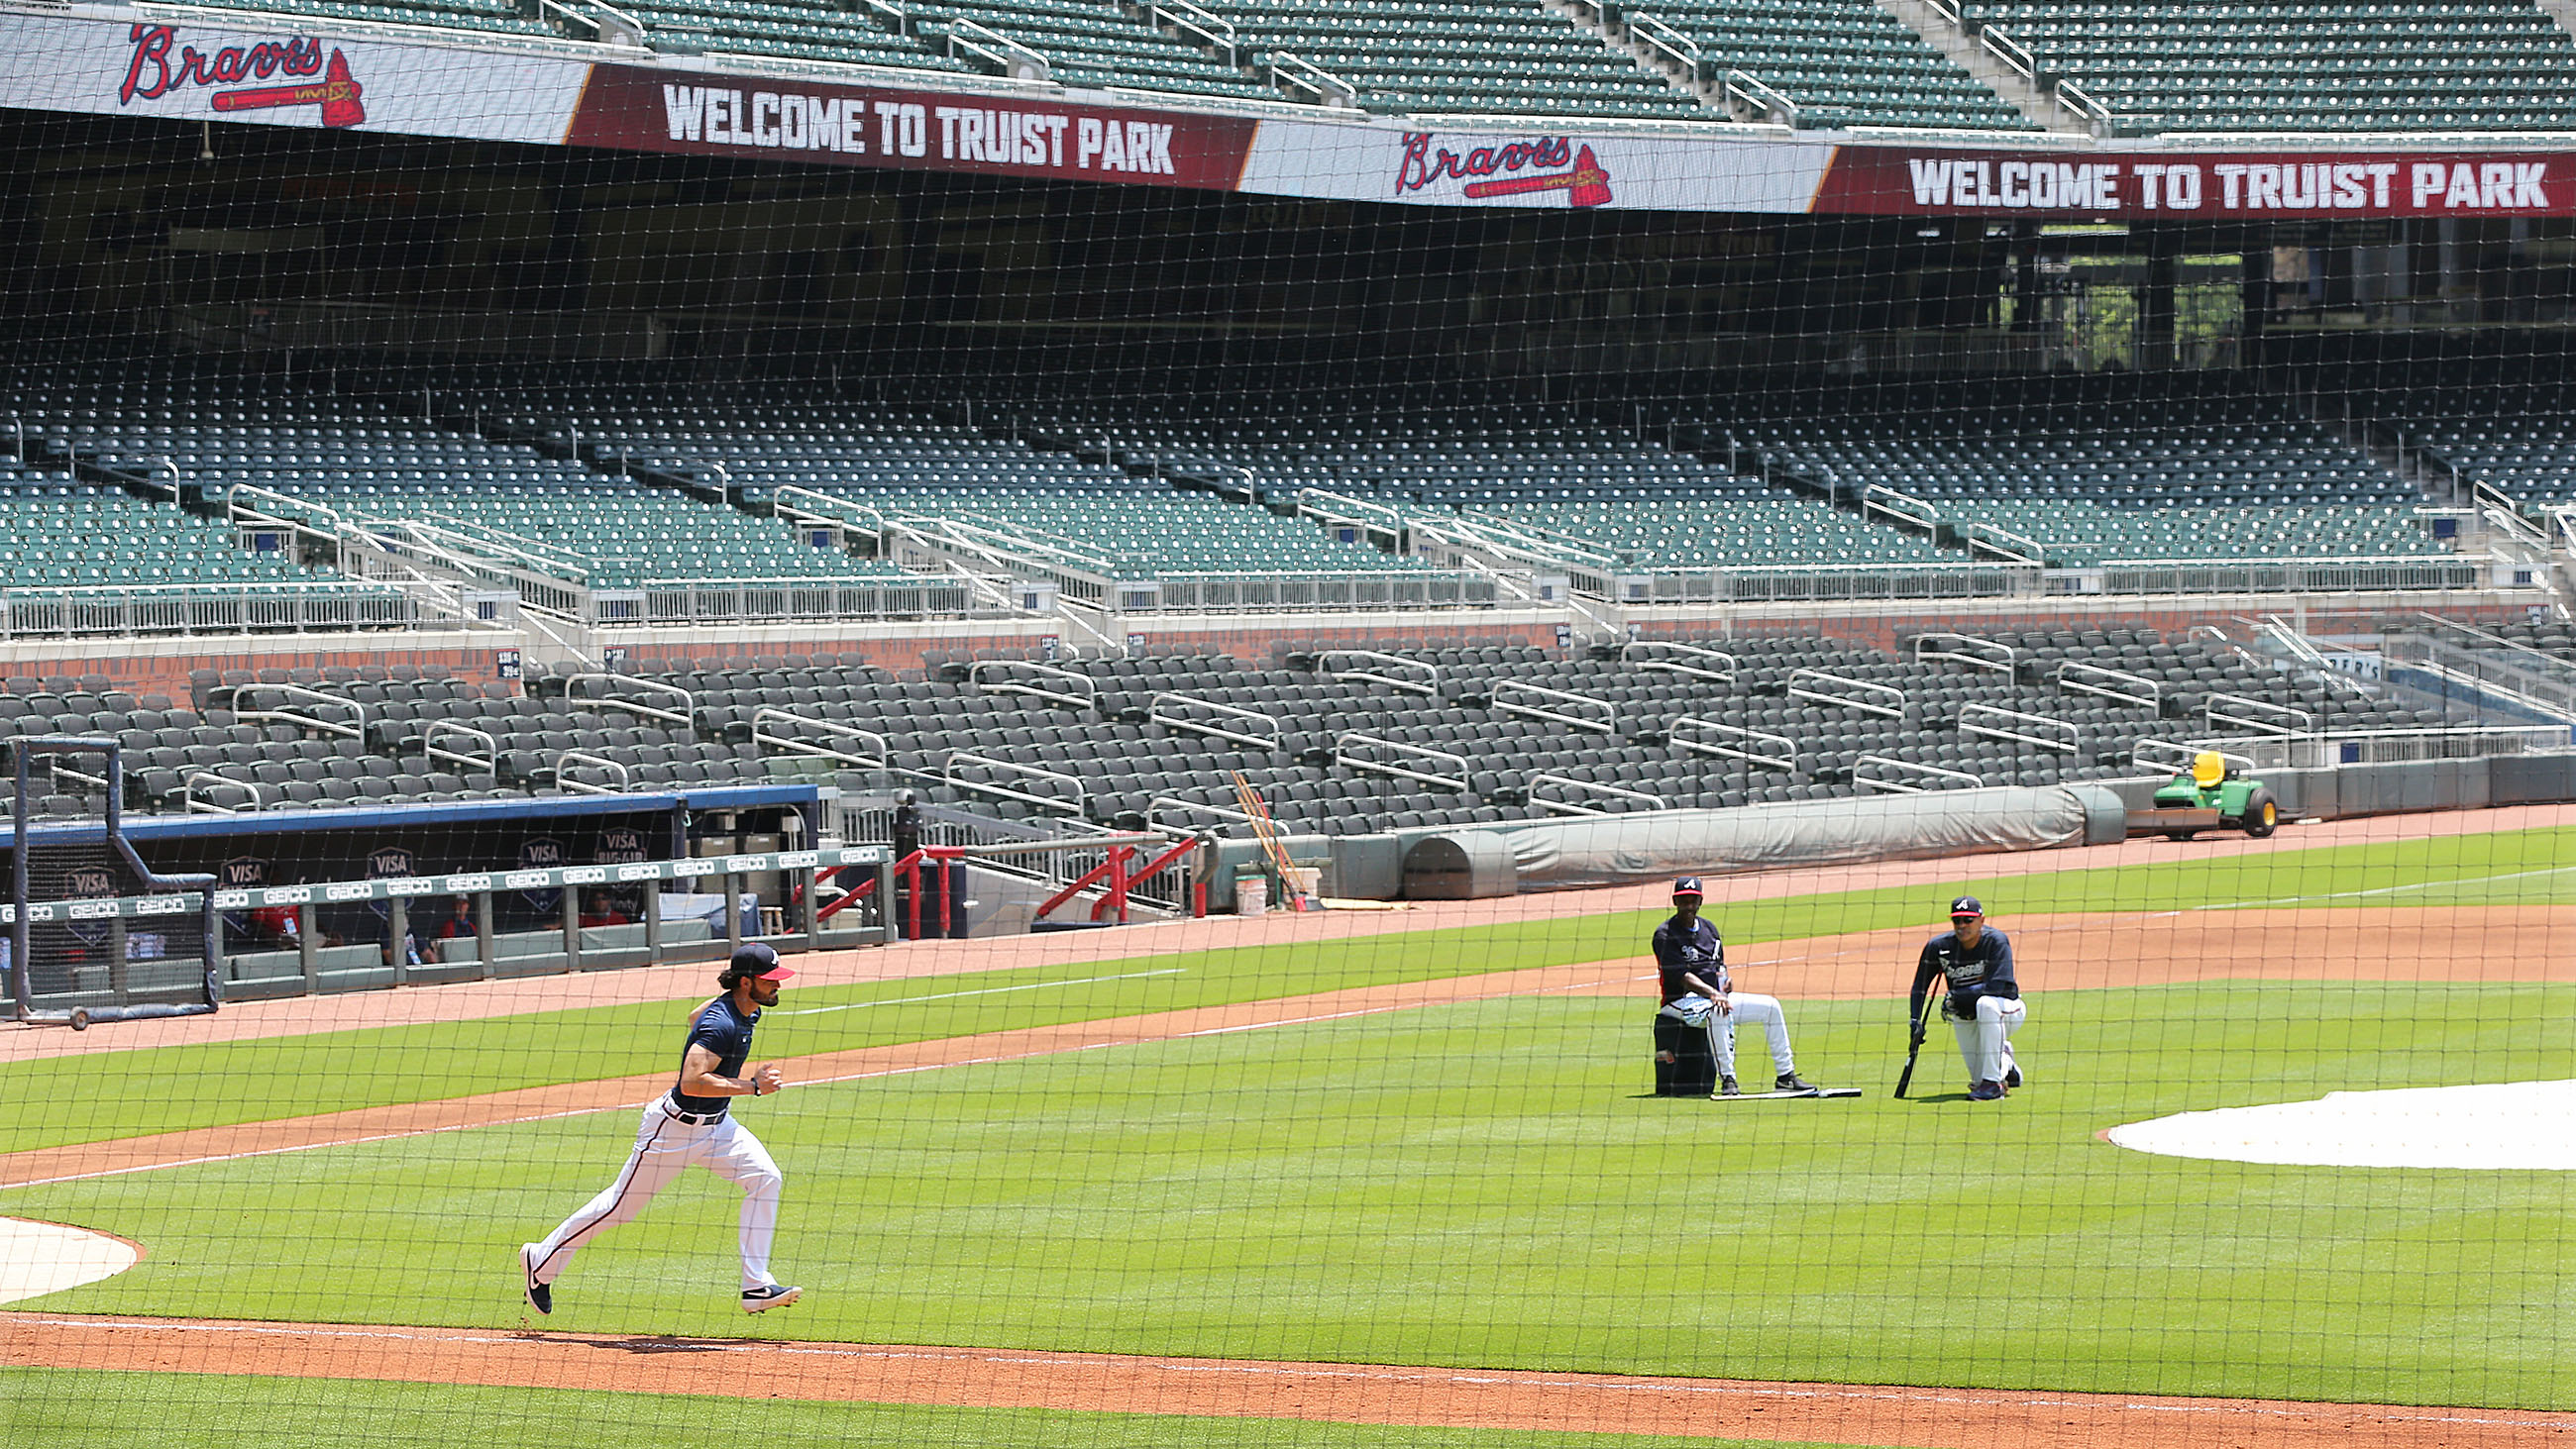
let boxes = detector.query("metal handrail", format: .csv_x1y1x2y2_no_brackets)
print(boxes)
1146,794,1251,829
1269,52,1357,106
1959,702,2078,755
969,659,1096,710
2205,692,2312,736
1912,632,2014,674
1862,482,1938,531
565,673,696,735
2057,77,2112,125
234,681,367,742
946,18,1050,79
1147,691,1280,751
1333,731,1468,791
554,750,631,796
182,769,265,814
1319,649,1437,697
539,0,647,46
1667,716,1796,771
1787,668,1906,718
1626,10,1699,67
750,708,891,770
1853,755,1982,794
1962,520,2047,565
1979,23,2037,80
2130,739,2261,776
942,751,1086,815
2056,660,2161,709
225,480,342,539
1724,68,1798,124
1146,0,1234,53
422,719,498,775
1490,678,1617,735
1526,773,1664,817
1622,640,1737,682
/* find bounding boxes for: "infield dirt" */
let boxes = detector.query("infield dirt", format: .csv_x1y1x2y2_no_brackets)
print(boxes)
7,804,2574,1445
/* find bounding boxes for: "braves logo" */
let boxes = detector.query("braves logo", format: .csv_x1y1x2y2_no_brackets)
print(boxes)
1394,133,1614,208
120,24,367,129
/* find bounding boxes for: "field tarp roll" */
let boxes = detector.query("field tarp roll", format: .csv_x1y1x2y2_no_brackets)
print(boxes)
1491,785,2115,892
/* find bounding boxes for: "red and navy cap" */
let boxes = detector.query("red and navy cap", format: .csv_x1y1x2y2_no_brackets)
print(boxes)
1949,895,1984,919
1671,877,1704,897
724,942,797,983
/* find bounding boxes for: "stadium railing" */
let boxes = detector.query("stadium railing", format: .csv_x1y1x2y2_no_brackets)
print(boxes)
2077,557,2487,596
1615,562,2043,603
0,582,417,637
2137,726,2574,775
612,576,985,625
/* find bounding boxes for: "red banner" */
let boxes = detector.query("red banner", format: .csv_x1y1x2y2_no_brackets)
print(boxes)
565,65,1258,190
1813,147,2575,219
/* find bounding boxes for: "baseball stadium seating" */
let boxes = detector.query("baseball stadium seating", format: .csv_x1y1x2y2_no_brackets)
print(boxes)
1958,0,2576,132
1717,386,2453,572
1621,0,2040,130
2369,379,2576,506
1190,0,1707,118
203,0,558,39
0,607,2420,839
118,0,2576,133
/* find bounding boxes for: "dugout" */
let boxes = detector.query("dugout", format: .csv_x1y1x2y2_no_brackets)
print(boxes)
0,782,851,1003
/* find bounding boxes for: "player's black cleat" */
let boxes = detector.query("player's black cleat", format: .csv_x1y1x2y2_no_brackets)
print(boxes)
2004,1065,2022,1089
520,1243,552,1314
741,1284,804,1313
1775,1072,1815,1092
1717,1076,1741,1096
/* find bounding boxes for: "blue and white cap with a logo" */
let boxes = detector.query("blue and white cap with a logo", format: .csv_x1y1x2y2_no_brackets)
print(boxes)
1671,877,1704,896
1949,895,1984,918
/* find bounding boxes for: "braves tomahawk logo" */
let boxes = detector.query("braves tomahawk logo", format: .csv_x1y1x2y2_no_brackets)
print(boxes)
1394,133,1614,208
120,24,368,129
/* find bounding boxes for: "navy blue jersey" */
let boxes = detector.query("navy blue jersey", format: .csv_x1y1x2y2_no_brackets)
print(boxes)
1911,927,2017,1021
1653,914,1727,1004
672,994,761,1114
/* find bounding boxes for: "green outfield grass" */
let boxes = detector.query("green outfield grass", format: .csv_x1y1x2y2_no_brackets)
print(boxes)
14,821,2576,1157
8,820,2576,1423
9,981,2572,1409
0,1369,1827,1449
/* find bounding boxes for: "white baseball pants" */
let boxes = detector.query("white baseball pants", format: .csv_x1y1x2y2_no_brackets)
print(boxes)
529,1096,785,1292
1709,993,1797,1079
1951,995,2026,1087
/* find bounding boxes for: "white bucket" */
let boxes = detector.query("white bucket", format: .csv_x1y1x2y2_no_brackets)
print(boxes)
1235,875,1269,917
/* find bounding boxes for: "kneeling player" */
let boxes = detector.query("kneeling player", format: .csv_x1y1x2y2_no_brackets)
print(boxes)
1910,895,2025,1101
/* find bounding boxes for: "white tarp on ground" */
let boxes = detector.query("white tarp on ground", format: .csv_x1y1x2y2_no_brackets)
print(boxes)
1495,785,2108,891
2108,1081,2576,1171
0,1217,139,1303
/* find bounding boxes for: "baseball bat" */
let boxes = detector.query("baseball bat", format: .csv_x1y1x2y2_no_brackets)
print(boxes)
1893,981,1944,1099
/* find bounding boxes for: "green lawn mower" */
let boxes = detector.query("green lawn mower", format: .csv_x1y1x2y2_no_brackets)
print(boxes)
2127,751,2281,841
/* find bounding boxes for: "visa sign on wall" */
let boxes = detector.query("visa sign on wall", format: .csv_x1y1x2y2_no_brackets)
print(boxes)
1818,149,2568,218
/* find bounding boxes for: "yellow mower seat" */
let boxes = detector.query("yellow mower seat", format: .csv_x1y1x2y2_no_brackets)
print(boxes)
2191,751,2226,789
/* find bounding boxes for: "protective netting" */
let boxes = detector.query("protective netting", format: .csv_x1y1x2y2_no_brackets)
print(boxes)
6,8,2576,1446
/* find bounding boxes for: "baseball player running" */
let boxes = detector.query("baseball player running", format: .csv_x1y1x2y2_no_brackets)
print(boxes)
521,943,805,1315
1909,895,2025,1101
1653,877,1812,1096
